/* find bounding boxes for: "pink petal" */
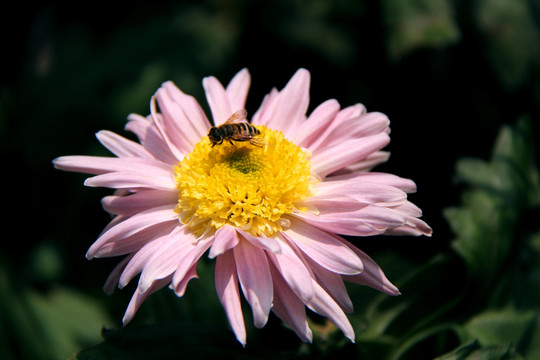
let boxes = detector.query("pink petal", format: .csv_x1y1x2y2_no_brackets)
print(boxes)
325,172,417,193
282,218,363,275
233,239,273,328
257,69,310,137
52,156,171,176
298,195,368,215
86,205,178,259
316,112,390,150
311,132,390,179
122,276,172,325
203,76,233,126
125,113,179,164
94,220,177,258
174,264,198,297
138,226,199,292
333,151,390,174
340,238,401,295
161,81,210,140
84,171,175,191
103,254,133,295
292,211,385,237
290,99,341,148
226,68,251,113
315,181,408,206
209,225,239,259
308,280,355,342
171,238,213,294
118,233,172,288
101,190,178,216
251,88,279,126
215,251,246,346
304,257,353,313
237,229,281,254
267,236,314,303
96,130,154,159
269,263,313,342
154,87,202,152
307,103,366,152
150,97,185,160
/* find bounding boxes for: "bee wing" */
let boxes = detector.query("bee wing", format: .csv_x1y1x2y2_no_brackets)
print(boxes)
223,109,248,125
249,135,267,148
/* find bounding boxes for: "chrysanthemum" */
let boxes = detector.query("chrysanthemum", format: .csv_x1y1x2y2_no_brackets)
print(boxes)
53,68,431,345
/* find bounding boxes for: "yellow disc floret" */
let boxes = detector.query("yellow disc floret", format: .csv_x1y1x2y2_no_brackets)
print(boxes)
174,125,312,237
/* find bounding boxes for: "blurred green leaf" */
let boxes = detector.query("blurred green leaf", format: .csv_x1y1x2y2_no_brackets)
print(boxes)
381,0,460,59
474,0,540,89
0,261,112,360
461,308,540,360
436,340,523,360
444,118,540,284
74,322,272,360
26,287,114,360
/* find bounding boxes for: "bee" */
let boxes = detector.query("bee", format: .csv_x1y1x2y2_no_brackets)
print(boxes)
208,109,266,147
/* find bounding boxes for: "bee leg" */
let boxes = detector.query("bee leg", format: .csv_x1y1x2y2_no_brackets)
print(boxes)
229,140,235,146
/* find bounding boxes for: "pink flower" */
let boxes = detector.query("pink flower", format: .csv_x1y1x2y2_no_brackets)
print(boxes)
53,69,431,345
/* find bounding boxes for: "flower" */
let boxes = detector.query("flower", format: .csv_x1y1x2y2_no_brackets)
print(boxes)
53,68,432,345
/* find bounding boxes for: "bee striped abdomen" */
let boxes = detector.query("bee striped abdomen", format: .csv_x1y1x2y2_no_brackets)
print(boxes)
207,109,265,147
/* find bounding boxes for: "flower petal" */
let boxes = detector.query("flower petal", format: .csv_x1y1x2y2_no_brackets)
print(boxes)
203,75,233,126
308,281,355,342
215,250,247,346
101,190,178,216
150,97,185,160
290,99,340,148
233,239,273,328
84,171,175,191
257,69,310,138
267,236,314,303
325,172,417,193
226,68,251,113
138,227,198,293
171,238,213,294
86,205,178,259
52,156,171,176
315,181,408,206
340,238,400,295
96,130,154,159
125,113,179,164
269,263,313,343
209,225,239,259
237,229,281,254
161,81,210,140
304,256,353,313
103,254,133,295
311,132,390,179
123,276,172,325
282,218,363,275
94,220,177,258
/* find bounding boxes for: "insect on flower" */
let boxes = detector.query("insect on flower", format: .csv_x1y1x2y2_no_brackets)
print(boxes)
208,109,266,147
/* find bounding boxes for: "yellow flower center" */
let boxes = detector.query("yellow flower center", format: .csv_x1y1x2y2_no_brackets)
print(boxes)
173,125,312,237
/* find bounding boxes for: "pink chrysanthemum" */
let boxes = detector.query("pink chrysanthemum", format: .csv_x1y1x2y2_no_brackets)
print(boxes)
53,69,431,345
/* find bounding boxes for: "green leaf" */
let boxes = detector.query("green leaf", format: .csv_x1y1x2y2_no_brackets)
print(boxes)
444,118,540,286
436,340,523,360
474,0,540,89
25,287,114,360
381,0,460,59
461,308,540,360
74,322,258,360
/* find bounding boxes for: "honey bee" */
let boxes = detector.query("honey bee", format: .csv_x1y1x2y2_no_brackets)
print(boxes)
208,109,266,147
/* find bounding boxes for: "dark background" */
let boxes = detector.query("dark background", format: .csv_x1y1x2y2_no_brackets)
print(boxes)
2,1,539,359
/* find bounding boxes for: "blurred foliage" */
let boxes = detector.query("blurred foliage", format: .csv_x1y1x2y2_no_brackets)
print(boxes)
2,0,540,359
381,0,460,60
